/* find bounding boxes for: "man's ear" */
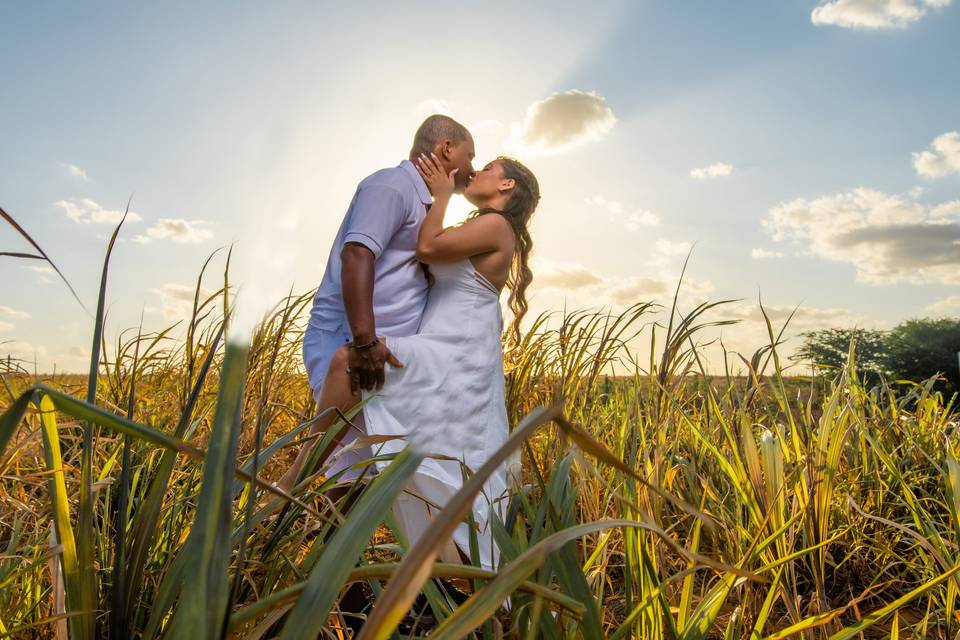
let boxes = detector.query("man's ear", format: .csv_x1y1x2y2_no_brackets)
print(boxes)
439,139,453,160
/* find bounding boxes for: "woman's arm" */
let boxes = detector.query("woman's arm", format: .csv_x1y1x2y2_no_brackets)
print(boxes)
415,153,512,264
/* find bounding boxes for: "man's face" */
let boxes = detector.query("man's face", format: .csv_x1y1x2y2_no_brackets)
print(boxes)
444,136,476,193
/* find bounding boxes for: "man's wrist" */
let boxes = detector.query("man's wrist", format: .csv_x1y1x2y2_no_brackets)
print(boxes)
350,336,380,351
351,330,376,344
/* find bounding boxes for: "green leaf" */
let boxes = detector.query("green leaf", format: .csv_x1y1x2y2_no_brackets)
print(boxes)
167,342,249,639
278,447,425,639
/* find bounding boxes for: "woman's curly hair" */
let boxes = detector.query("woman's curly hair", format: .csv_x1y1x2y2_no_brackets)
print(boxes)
469,156,541,349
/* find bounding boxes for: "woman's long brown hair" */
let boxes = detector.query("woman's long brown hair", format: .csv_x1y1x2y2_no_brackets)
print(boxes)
469,156,541,349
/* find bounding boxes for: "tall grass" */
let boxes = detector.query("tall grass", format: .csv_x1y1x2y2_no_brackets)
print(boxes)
1,209,959,638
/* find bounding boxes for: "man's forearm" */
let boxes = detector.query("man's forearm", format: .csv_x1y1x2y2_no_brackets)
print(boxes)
340,243,377,343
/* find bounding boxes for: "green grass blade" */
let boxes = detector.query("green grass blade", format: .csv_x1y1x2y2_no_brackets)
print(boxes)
429,520,651,640
75,200,129,637
0,388,37,458
167,342,248,639
678,573,740,640
36,394,85,640
278,447,425,639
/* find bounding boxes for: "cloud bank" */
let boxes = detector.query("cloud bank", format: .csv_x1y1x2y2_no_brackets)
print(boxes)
763,187,960,285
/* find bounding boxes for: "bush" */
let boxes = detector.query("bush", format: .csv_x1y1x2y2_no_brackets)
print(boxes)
791,327,887,381
794,319,960,395
882,318,960,394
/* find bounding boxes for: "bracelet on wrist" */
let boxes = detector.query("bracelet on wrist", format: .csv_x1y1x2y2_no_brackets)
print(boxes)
349,337,380,351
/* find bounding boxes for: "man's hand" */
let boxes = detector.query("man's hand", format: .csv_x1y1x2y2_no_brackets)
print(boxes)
347,339,404,393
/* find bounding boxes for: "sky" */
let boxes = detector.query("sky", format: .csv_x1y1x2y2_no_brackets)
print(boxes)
1,0,959,374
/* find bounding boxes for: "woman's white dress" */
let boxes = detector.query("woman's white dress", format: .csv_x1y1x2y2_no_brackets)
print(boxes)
362,258,519,572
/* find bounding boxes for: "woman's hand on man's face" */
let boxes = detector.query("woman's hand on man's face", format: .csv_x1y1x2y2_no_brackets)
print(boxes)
416,152,457,201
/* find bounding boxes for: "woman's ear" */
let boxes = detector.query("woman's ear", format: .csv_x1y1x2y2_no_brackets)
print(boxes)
500,177,516,193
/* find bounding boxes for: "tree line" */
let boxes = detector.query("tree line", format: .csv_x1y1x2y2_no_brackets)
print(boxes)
791,317,960,395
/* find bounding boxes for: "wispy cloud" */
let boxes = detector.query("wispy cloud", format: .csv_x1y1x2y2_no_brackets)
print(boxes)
132,218,213,244
913,131,960,178
532,238,713,305
149,283,216,320
54,198,142,224
507,90,616,155
925,295,960,313
0,321,15,333
414,98,454,117
0,305,31,320
533,261,605,290
811,0,953,30
57,161,89,181
708,300,863,331
584,195,660,232
690,162,734,180
763,187,960,285
751,248,785,259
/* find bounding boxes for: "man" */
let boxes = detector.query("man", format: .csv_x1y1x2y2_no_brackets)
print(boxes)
296,114,475,483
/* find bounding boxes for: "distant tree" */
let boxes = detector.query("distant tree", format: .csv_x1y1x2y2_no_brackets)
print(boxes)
791,328,888,381
881,318,960,394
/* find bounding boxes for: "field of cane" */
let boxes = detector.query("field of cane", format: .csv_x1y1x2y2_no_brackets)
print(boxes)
2,240,959,638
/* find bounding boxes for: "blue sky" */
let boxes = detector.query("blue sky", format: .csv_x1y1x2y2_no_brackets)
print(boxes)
2,1,958,373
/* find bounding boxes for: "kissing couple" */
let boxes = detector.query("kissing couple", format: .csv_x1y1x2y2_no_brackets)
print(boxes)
278,114,541,572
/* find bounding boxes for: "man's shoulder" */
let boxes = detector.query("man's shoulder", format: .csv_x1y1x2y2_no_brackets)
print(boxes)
358,164,414,197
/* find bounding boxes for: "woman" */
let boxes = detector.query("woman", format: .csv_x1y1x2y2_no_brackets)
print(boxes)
282,153,540,571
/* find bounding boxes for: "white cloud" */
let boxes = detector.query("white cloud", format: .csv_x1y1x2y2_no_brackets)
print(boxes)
133,218,213,244
150,283,217,321
471,119,503,134
607,277,673,304
931,200,960,219
57,161,89,181
0,321,14,333
625,211,661,231
534,262,605,290
0,340,48,361
585,195,660,232
654,239,693,256
690,162,734,180
925,295,960,314
763,187,960,285
54,198,142,225
811,0,953,29
913,131,960,178
24,264,54,284
709,301,865,332
531,243,714,306
0,305,31,320
414,98,454,117
507,90,616,155
751,248,785,259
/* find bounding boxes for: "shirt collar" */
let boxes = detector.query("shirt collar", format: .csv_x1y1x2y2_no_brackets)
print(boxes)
400,159,433,205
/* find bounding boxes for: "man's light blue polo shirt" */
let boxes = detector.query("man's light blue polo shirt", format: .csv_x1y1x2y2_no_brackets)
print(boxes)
307,159,432,339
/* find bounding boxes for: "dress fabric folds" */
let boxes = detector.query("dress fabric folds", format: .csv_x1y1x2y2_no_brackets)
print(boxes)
362,259,518,571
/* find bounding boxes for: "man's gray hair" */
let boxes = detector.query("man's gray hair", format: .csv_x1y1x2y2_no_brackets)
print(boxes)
410,114,471,157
